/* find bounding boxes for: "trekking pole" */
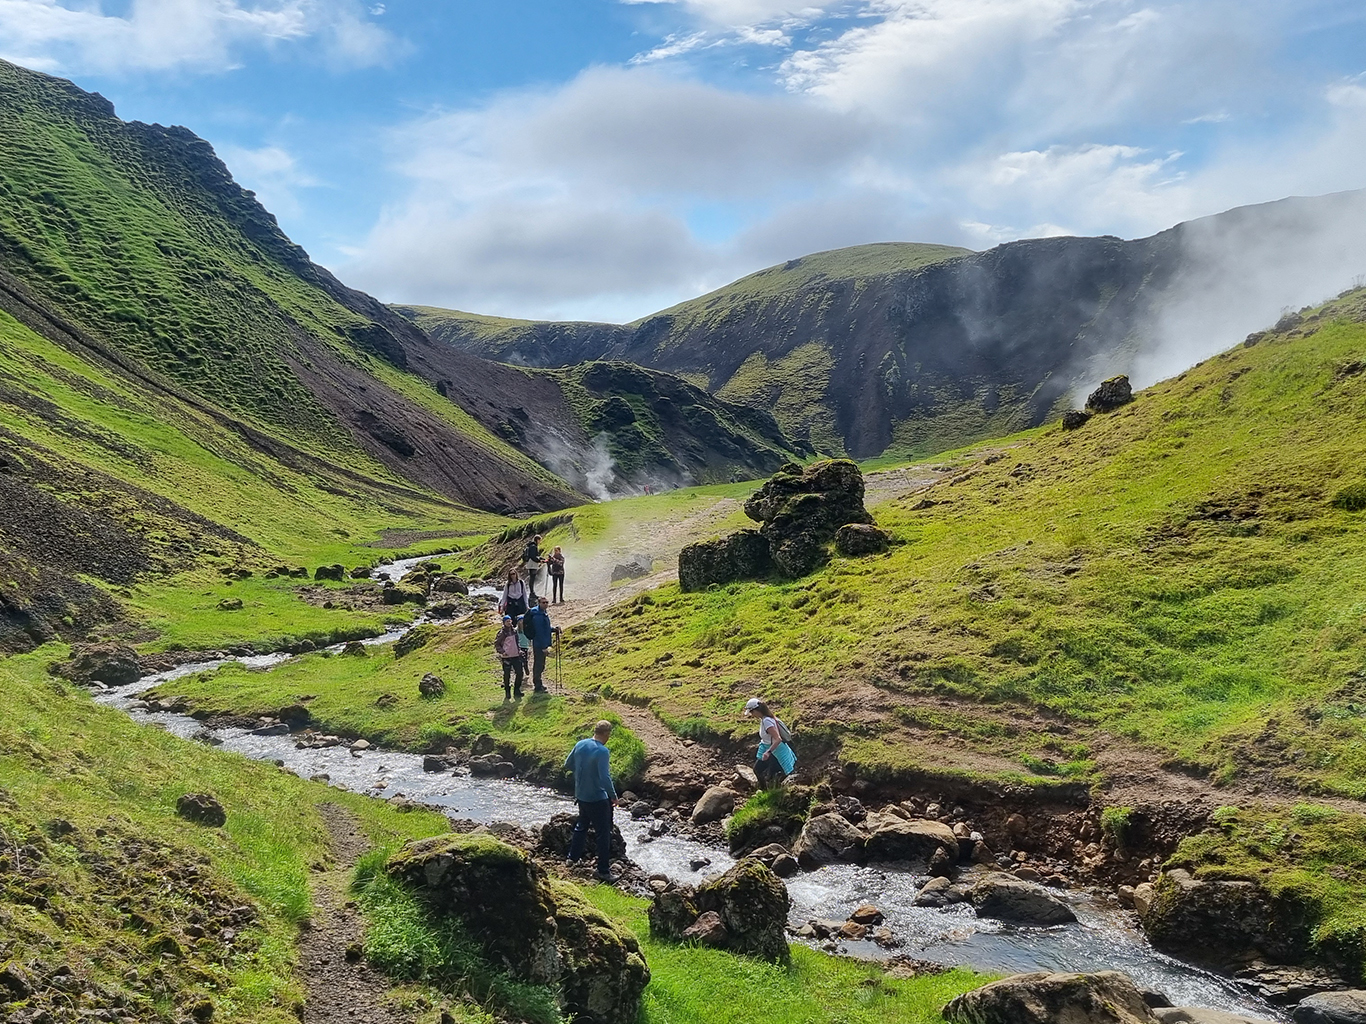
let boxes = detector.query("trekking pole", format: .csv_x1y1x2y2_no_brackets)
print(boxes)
556,630,563,694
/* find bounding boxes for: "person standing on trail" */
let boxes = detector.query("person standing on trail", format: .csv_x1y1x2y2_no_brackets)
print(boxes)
522,534,544,599
499,568,528,619
744,698,796,789
524,596,556,694
564,720,617,881
494,615,524,700
547,545,566,604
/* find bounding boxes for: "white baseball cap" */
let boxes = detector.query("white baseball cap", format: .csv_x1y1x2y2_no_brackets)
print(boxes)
744,698,762,713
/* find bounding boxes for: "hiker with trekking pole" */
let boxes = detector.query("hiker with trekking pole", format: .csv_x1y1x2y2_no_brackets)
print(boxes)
523,595,557,695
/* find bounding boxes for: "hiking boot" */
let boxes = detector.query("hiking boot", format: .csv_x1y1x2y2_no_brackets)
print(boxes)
593,869,614,882
533,686,547,693
503,688,511,701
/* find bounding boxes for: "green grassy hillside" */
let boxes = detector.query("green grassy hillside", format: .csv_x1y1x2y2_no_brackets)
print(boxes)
568,287,1366,797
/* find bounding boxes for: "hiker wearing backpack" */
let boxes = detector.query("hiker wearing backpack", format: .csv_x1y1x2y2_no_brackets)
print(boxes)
522,534,544,599
744,698,796,788
494,615,524,700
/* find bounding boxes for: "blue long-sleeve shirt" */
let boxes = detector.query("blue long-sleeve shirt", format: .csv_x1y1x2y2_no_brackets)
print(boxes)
563,738,616,803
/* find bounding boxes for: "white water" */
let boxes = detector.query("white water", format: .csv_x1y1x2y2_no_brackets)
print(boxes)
93,551,1286,1021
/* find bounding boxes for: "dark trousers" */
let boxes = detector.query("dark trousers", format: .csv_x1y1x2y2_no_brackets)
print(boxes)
551,575,564,602
568,799,614,875
525,565,539,598
501,657,523,697
532,647,547,690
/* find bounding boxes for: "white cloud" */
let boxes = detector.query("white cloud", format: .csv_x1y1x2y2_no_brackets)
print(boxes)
218,143,319,219
0,0,397,74
337,0,1366,322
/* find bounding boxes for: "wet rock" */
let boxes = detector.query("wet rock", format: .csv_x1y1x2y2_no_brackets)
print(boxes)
387,833,649,1024
943,970,1157,1024
251,723,290,737
968,873,1076,925
350,738,372,751
1293,990,1366,1024
537,812,628,861
840,921,868,940
176,793,227,828
849,904,884,926
792,813,866,868
1132,882,1156,917
418,673,446,697
313,564,346,582
433,574,469,594
864,818,959,867
469,754,516,777
1086,374,1135,413
872,926,897,947
629,800,654,819
216,597,244,611
1154,1009,1279,1024
1140,868,1289,967
913,876,964,908
681,911,727,945
648,860,790,961
1061,409,1091,430
691,786,736,825
423,755,454,773
771,854,799,878
679,529,773,591
834,523,890,556
54,642,142,686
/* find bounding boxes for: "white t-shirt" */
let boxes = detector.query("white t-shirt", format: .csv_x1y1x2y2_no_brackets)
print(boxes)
759,716,780,745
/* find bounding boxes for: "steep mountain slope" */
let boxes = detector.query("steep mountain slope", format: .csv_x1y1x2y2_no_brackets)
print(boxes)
404,195,1366,460
0,59,580,515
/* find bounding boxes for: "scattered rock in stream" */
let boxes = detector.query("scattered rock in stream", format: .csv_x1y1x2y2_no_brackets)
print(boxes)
967,873,1076,926
1293,989,1366,1023
387,833,649,1024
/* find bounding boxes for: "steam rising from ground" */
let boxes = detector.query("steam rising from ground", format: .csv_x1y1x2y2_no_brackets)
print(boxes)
529,430,691,501
1091,190,1366,395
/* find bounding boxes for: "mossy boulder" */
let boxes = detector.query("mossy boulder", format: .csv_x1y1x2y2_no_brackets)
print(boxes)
54,642,142,686
1140,868,1310,968
1085,374,1134,413
381,585,426,606
394,623,438,658
386,833,648,1024
943,970,1157,1024
678,460,877,588
648,859,790,961
678,529,772,592
834,522,890,556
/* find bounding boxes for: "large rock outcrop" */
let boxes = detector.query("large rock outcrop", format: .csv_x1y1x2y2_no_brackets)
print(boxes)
792,812,867,868
943,970,1158,1024
386,834,648,1024
1139,868,1307,968
53,641,141,686
647,860,790,962
680,460,878,589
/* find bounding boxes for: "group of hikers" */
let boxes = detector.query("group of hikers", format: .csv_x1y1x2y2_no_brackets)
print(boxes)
492,529,798,879
493,533,566,699
561,701,795,881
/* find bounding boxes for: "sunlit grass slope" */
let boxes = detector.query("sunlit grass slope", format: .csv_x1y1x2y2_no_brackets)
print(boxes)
0,647,451,1024
567,288,1366,797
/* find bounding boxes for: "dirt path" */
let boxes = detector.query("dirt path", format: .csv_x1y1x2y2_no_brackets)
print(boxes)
299,804,413,1024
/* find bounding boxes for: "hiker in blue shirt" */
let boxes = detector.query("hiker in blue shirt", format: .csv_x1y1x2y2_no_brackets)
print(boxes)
563,720,617,881
523,596,557,694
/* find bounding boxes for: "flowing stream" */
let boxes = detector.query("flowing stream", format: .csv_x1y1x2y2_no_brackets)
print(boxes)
94,555,1286,1021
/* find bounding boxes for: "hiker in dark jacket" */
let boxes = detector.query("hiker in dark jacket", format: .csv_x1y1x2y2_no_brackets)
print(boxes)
563,720,617,881
523,596,556,693
522,534,543,599
547,545,566,604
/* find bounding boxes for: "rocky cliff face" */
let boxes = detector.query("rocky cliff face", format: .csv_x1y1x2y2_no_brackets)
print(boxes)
406,192,1366,460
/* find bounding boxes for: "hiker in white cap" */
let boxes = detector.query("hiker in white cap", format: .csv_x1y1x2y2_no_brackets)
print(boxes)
744,698,796,788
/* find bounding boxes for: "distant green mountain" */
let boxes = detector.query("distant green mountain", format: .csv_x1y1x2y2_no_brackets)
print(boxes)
404,196,1366,460
0,59,801,649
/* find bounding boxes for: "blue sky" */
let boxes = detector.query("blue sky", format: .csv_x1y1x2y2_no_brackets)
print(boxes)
3,0,1366,322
